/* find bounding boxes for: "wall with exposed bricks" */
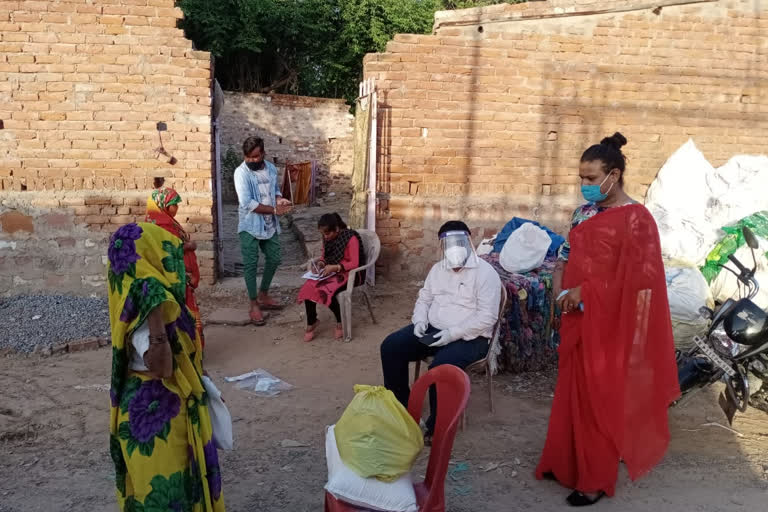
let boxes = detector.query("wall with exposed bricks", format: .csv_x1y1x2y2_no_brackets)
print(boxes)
218,92,354,202
0,0,213,295
365,0,768,276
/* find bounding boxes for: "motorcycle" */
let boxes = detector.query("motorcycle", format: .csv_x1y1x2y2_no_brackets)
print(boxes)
675,226,768,424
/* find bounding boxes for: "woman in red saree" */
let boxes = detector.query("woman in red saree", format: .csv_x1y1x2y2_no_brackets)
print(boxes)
536,133,680,506
297,213,365,342
145,177,205,347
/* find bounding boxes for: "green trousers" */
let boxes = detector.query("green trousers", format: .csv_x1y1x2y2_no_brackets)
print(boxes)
239,231,282,300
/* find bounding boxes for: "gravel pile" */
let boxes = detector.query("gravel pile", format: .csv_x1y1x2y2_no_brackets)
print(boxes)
0,295,110,353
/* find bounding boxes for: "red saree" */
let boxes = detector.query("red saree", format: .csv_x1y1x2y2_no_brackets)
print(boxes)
145,188,205,347
535,204,680,496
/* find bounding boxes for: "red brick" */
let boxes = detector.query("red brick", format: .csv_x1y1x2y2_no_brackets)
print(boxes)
0,211,34,234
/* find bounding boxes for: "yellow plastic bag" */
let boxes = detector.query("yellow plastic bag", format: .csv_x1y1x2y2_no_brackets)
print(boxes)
334,385,424,482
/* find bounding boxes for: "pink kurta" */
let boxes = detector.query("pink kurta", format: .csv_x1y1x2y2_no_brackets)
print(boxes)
297,236,360,306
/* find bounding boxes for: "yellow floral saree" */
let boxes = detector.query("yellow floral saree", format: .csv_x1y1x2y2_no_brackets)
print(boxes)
107,222,225,512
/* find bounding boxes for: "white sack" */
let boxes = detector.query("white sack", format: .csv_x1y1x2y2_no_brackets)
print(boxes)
645,140,719,266
325,425,418,512
499,223,550,273
665,264,714,351
646,140,768,267
665,265,713,323
706,154,768,231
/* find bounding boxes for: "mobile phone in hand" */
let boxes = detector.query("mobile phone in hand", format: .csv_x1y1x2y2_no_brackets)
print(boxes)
418,332,438,346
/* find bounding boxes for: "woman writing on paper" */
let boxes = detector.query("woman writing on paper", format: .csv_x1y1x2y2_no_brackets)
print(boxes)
297,213,365,342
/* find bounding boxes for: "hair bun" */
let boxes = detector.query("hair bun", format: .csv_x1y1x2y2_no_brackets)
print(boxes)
600,132,627,149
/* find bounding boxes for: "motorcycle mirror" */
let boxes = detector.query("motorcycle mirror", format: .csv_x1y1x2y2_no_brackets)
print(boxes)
743,226,759,250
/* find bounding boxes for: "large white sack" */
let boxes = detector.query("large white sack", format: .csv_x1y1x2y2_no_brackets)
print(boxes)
672,317,709,352
665,264,714,351
646,139,713,218
706,155,768,231
499,223,550,273
645,140,719,266
665,265,713,323
324,425,418,512
710,237,768,310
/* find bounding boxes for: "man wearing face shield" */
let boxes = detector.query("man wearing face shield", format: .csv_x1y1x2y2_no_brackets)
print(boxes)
234,136,293,325
380,221,501,442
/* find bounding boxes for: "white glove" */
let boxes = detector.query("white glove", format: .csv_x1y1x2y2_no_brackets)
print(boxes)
429,329,457,347
413,322,428,338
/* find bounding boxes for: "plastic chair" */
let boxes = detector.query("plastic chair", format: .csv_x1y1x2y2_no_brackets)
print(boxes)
413,285,507,419
338,229,381,342
324,365,471,512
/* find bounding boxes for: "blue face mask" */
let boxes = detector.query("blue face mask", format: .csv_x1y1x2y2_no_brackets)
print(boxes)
581,172,615,203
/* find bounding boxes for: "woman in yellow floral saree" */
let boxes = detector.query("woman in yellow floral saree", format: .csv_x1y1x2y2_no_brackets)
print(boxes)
107,222,225,512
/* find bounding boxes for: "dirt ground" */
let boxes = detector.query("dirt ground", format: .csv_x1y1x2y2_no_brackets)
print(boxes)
1,283,767,512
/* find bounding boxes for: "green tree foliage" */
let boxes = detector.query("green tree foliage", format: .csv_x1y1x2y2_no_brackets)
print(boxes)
178,0,518,103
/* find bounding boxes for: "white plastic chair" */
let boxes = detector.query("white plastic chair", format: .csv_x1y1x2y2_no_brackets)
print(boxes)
338,229,381,342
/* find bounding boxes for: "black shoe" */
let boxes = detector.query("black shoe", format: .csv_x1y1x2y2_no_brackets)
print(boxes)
566,491,606,507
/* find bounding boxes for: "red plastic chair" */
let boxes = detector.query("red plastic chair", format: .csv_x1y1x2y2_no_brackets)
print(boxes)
324,365,471,512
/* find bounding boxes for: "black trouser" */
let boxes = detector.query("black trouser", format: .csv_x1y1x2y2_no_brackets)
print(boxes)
304,292,342,325
380,323,488,435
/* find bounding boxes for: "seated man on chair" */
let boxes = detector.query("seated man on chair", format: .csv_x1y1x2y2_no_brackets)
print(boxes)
380,220,501,443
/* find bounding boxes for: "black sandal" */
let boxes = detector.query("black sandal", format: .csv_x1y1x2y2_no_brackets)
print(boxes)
566,491,606,507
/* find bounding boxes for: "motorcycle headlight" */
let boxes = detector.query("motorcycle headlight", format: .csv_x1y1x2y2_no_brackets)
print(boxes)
710,329,741,358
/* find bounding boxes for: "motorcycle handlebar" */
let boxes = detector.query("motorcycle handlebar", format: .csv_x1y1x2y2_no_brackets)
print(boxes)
728,253,749,277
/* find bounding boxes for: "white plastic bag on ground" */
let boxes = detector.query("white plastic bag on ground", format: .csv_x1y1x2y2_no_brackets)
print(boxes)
710,237,768,310
201,375,233,450
325,425,418,512
665,264,714,351
499,223,550,273
224,369,293,396
645,140,719,266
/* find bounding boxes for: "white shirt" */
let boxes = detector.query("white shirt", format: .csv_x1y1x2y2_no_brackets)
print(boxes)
129,321,150,371
412,254,502,341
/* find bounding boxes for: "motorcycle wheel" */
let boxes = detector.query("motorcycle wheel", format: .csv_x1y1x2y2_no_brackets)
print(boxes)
725,365,750,413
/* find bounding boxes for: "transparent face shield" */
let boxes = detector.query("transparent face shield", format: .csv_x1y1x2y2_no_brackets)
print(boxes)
439,230,475,270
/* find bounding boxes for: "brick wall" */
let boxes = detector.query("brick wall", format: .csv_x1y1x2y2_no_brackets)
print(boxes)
219,92,354,202
0,0,213,295
365,0,768,276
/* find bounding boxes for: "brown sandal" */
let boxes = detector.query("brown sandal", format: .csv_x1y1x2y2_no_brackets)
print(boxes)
249,311,269,326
